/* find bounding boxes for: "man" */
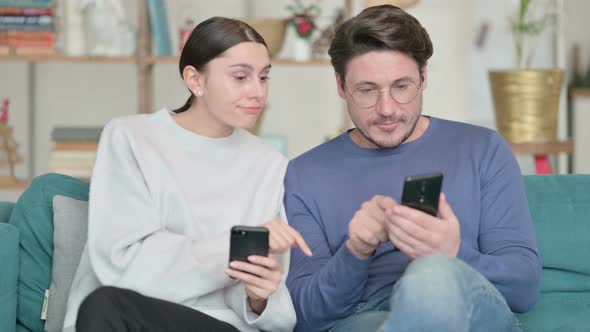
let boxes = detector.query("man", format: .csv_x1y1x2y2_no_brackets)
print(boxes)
284,5,541,332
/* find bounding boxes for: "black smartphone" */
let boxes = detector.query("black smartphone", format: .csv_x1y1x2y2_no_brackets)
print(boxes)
229,226,269,263
401,172,443,217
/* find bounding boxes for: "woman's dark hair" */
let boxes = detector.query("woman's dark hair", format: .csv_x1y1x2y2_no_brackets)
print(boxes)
173,17,267,113
328,5,433,88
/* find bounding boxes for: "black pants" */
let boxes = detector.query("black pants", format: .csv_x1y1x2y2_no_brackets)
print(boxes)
76,286,240,332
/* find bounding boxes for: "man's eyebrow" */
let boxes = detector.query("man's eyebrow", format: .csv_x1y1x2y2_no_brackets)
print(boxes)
352,76,417,88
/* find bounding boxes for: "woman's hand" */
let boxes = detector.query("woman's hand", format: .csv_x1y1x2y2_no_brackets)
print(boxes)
225,255,282,314
224,219,312,314
263,218,312,256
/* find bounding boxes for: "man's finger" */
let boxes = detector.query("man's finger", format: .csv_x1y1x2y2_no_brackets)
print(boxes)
375,195,398,212
438,193,456,221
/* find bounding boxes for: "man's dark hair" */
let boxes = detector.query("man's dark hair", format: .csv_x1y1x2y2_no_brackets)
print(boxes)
328,5,433,87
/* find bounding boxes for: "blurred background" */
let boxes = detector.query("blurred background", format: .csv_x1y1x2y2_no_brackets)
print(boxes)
0,0,589,201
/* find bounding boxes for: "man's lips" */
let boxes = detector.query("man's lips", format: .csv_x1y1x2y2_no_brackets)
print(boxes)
375,121,400,131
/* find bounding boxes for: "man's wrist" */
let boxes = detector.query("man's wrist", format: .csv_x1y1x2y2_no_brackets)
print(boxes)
346,239,373,259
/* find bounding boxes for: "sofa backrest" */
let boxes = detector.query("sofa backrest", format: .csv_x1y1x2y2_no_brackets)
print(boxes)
524,174,590,293
9,174,89,332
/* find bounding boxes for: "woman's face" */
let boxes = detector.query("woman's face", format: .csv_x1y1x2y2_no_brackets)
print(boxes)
198,42,271,133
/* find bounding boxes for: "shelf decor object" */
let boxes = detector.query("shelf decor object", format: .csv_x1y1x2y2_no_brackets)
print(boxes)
489,0,562,144
240,18,288,58
0,98,24,185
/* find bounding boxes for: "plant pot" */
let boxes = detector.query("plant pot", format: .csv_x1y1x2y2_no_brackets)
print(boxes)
488,69,564,143
293,37,312,62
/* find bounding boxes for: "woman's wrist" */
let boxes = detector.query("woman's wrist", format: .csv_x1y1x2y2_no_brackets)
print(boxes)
248,297,268,315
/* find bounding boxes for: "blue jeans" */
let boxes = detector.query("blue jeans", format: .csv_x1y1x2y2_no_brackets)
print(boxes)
329,254,522,332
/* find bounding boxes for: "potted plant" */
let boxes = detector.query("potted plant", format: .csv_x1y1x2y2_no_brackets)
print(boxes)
286,0,320,61
488,0,562,143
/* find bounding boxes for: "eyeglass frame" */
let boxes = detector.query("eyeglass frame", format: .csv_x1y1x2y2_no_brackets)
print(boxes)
345,78,423,109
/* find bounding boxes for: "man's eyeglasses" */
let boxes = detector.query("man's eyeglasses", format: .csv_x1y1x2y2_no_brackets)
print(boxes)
347,81,421,108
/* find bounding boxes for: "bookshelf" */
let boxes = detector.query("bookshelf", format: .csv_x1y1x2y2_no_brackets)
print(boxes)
146,56,331,66
0,0,356,188
0,55,136,63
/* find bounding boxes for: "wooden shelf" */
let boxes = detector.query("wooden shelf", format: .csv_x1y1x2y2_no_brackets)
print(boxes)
571,88,590,97
510,139,574,155
0,55,136,63
0,178,29,190
147,56,330,66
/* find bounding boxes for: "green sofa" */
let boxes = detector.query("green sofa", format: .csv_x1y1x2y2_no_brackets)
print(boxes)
0,173,588,331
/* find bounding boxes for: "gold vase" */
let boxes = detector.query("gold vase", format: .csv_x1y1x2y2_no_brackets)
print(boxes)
488,69,563,143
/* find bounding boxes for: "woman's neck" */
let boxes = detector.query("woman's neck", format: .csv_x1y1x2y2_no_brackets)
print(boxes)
172,103,233,138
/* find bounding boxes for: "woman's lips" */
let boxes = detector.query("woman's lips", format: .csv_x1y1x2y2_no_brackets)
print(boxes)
240,106,262,114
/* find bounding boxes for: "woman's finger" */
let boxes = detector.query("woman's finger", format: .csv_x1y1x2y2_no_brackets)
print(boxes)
247,255,281,272
266,223,293,253
229,260,273,279
286,226,312,256
225,267,275,289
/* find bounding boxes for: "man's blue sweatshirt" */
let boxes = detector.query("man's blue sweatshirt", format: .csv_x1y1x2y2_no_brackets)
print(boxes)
284,117,541,332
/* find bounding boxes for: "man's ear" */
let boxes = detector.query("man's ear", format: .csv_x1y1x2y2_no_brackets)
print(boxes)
336,73,346,99
182,65,205,95
420,64,428,91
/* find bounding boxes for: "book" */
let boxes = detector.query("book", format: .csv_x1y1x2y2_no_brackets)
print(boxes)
0,7,53,16
0,15,54,30
51,127,103,142
0,15,53,25
14,46,53,55
53,142,98,151
0,0,53,7
0,43,9,55
146,0,173,56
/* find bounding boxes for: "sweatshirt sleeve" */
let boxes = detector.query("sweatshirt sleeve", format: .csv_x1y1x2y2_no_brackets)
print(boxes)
457,132,542,313
86,121,233,304
284,163,371,332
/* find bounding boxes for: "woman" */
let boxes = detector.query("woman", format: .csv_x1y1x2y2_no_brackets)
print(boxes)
62,17,311,332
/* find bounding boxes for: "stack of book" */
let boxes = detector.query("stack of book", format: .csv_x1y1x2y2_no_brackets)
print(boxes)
0,0,55,56
49,126,102,179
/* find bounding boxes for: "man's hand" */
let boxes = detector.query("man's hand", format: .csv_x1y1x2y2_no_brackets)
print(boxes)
386,193,460,259
346,195,397,259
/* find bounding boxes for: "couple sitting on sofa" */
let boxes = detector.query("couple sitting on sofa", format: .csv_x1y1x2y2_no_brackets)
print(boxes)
63,5,540,332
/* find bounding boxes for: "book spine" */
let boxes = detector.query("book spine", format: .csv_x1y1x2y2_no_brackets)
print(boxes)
146,0,172,56
0,7,53,16
0,0,53,7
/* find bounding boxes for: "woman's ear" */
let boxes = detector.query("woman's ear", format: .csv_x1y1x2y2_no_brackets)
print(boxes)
182,65,204,96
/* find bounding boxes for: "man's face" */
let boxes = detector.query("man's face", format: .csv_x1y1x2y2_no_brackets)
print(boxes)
337,50,427,149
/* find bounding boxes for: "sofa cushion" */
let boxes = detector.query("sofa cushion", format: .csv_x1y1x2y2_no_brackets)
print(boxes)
0,202,14,223
516,292,590,331
0,221,19,332
45,196,89,332
9,174,89,332
524,175,590,293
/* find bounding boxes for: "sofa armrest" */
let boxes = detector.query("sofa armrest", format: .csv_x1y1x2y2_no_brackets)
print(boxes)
0,221,19,332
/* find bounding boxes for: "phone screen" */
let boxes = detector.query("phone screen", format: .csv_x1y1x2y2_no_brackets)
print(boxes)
229,226,269,263
401,172,443,217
